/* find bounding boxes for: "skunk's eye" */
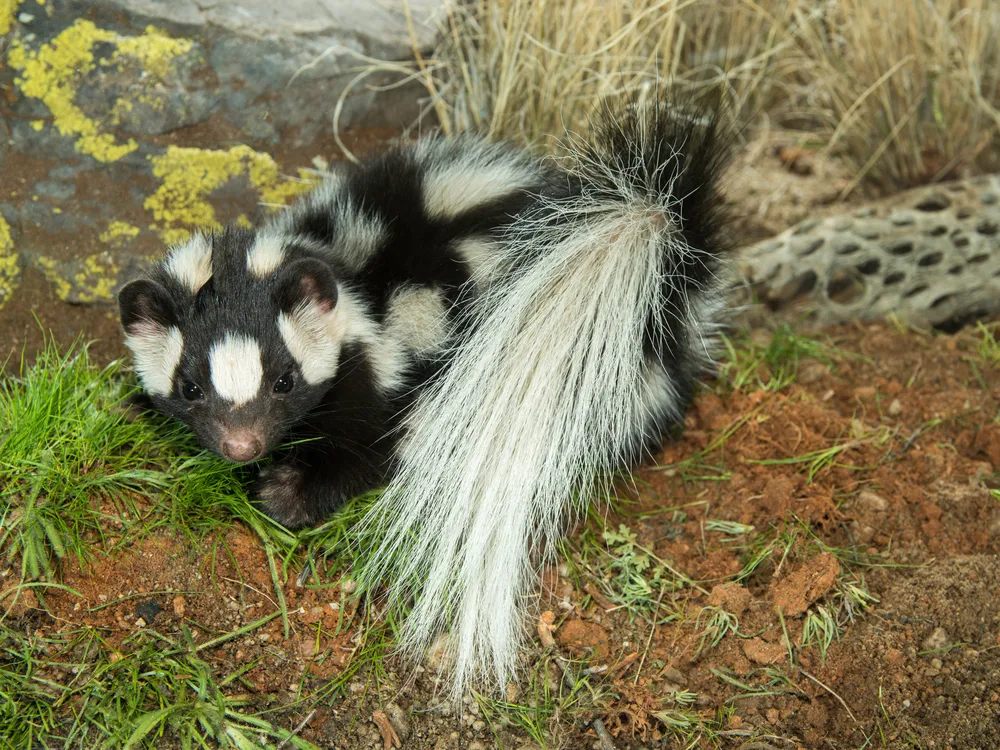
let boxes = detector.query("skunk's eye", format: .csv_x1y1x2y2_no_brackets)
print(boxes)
273,371,294,394
181,380,204,401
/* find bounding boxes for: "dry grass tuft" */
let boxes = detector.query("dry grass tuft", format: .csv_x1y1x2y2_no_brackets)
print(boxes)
788,0,1000,193
334,0,1000,194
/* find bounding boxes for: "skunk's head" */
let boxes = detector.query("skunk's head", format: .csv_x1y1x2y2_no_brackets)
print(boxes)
117,228,347,463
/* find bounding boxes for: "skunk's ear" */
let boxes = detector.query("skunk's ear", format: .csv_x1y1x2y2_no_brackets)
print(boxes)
118,279,179,335
274,258,338,313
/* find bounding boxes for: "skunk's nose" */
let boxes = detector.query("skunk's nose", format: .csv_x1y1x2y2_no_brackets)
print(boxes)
221,432,263,462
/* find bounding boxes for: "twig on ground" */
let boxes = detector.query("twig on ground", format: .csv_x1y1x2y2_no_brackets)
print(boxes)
276,709,317,750
592,718,618,750
372,709,402,750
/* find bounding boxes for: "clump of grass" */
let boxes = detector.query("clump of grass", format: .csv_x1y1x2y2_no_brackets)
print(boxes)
587,523,705,617
975,321,1000,367
336,0,796,154
0,339,173,579
693,605,741,657
719,324,838,393
800,604,839,662
475,658,595,747
343,0,1000,193
800,576,879,663
600,524,671,613
788,0,1000,193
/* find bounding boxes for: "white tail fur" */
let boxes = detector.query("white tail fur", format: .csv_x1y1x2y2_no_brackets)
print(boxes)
357,92,734,699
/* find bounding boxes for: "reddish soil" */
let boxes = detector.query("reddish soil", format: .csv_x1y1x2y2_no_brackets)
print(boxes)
6,316,999,749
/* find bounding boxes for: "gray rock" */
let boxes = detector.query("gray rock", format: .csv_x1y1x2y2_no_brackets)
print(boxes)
95,0,446,52
47,165,84,181
33,181,76,202
0,117,9,164
9,120,82,162
19,201,94,233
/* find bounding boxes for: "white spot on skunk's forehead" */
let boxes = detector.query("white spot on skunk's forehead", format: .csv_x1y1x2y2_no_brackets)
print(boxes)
246,233,286,278
125,324,184,397
209,333,264,406
164,234,212,294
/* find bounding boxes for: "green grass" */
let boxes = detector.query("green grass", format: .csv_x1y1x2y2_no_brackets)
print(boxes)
0,619,319,749
0,338,176,579
975,321,1000,367
475,658,598,748
693,606,741,657
719,325,841,393
0,337,391,748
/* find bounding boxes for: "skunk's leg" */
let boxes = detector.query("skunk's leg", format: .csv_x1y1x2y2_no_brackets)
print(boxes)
253,441,388,529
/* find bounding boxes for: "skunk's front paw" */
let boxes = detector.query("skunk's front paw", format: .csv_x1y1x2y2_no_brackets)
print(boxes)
253,464,318,529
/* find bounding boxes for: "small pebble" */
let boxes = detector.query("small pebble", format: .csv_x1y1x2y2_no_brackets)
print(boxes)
923,626,951,652
857,490,890,512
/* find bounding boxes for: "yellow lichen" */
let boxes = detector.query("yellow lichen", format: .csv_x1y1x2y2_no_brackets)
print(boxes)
36,252,120,303
113,25,193,79
0,215,20,308
99,220,140,247
35,256,71,301
9,21,193,163
0,0,23,36
73,252,121,302
30,119,44,131
145,145,318,242
9,21,136,162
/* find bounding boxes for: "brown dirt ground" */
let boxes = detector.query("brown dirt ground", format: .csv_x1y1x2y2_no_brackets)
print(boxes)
3,135,1000,749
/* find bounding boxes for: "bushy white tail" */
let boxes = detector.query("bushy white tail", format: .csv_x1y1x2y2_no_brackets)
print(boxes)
357,92,734,698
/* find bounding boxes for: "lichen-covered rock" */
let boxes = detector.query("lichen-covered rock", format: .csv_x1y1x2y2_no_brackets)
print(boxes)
0,0,448,310
3,0,446,151
739,176,1000,329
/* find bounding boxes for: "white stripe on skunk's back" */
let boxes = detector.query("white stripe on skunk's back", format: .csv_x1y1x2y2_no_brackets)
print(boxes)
269,175,389,272
385,286,450,357
415,137,545,222
164,234,212,294
246,232,288,278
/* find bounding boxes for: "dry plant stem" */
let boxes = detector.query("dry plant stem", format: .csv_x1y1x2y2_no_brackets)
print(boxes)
799,668,859,725
275,709,317,750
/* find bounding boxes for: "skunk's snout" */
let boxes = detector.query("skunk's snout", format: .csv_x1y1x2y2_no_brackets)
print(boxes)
220,429,263,462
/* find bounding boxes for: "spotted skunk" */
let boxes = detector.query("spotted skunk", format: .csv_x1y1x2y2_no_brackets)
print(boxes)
118,91,734,697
